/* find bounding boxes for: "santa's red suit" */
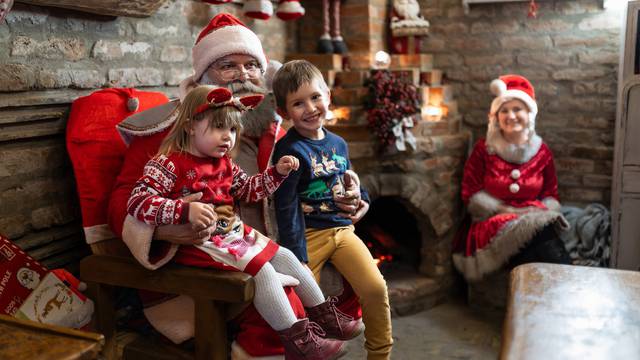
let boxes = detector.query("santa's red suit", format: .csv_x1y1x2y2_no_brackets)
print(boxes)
453,74,568,282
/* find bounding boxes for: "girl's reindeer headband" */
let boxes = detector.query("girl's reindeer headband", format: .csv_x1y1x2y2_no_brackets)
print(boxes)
194,87,264,115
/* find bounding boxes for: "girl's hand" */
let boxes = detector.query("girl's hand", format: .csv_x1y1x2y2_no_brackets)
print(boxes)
276,155,299,176
188,202,217,229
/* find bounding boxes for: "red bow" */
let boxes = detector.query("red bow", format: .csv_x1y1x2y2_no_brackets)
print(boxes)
194,87,264,115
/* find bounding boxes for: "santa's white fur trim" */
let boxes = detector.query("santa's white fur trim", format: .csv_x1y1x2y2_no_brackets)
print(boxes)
467,190,503,221
121,215,178,270
192,25,267,83
83,224,115,244
231,341,284,360
144,295,195,344
542,197,561,212
453,210,565,282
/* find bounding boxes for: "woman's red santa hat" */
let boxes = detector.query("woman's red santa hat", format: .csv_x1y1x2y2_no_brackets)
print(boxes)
488,74,538,133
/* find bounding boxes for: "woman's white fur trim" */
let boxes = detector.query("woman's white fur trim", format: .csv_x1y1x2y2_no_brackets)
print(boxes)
467,190,503,221
453,210,565,282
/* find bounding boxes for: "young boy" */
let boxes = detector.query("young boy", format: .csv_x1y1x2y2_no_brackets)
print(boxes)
272,60,393,360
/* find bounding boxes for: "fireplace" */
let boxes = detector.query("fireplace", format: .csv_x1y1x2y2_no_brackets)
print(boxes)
356,196,422,273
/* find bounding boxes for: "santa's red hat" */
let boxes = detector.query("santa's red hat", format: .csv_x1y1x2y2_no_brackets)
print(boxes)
191,13,267,83
489,74,538,130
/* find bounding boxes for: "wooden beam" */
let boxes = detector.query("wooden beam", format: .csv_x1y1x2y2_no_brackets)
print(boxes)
15,0,169,18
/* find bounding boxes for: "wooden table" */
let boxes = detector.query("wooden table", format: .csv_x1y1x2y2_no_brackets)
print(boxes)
0,314,104,359
501,263,640,359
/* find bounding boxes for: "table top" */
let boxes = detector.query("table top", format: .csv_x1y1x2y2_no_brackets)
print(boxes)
0,314,104,360
501,263,640,360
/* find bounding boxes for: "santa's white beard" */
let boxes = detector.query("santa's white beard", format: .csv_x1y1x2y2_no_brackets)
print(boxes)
199,74,275,138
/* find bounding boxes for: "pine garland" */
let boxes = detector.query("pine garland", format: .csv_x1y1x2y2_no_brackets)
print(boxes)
364,70,420,149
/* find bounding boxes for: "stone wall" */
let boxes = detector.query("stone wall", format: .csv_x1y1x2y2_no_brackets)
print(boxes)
418,0,622,206
0,0,291,269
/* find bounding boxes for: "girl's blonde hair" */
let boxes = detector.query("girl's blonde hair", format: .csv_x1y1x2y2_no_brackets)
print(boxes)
158,85,244,156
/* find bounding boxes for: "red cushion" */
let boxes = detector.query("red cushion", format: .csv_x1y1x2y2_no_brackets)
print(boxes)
66,88,168,242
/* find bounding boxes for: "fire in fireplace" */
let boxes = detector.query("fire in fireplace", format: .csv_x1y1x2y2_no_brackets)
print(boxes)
355,196,422,273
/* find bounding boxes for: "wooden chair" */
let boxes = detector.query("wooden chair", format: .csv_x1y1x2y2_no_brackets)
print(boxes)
80,254,254,360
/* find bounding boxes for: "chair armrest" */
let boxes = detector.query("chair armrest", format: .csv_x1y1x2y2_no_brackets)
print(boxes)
80,255,254,303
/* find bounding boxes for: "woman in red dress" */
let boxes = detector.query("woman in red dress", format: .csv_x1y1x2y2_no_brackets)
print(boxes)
453,74,571,282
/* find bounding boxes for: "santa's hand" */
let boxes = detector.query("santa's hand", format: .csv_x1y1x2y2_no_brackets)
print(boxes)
276,155,299,176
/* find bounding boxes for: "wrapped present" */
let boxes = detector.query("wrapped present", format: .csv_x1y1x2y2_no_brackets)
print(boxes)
15,269,94,329
0,234,48,317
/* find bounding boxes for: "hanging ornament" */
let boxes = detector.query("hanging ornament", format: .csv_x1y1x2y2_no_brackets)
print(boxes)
244,0,273,20
528,0,538,19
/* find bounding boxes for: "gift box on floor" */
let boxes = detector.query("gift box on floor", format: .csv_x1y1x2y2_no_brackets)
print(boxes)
0,234,48,316
14,269,94,329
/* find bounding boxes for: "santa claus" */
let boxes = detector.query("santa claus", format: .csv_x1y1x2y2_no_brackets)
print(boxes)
105,13,367,359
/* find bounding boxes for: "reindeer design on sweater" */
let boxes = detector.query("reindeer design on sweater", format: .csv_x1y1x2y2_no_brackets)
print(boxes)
322,152,339,172
331,148,347,170
310,154,328,177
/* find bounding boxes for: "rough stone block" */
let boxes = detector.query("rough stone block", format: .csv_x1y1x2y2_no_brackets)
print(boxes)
331,87,368,106
524,19,573,32
160,45,188,62
464,54,513,67
166,68,192,86
470,20,519,34
569,145,613,160
578,51,619,65
12,36,86,60
91,40,123,60
285,53,343,71
108,67,163,87
136,21,179,37
517,52,570,67
562,187,604,203
0,64,33,91
334,70,370,88
389,54,433,71
582,174,612,188
553,35,610,48
578,16,622,31
501,35,552,49
556,157,595,173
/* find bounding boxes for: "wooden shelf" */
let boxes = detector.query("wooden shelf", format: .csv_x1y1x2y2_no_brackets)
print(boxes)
462,0,606,14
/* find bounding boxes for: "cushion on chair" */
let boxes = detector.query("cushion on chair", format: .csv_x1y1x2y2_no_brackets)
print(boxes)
66,89,169,246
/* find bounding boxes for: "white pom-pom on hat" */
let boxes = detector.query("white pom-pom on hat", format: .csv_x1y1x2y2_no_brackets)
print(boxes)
490,78,507,96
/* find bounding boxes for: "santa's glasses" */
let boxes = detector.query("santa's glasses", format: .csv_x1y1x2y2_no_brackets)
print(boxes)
210,59,263,81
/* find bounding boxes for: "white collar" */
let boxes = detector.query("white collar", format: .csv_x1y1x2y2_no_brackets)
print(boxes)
485,120,542,164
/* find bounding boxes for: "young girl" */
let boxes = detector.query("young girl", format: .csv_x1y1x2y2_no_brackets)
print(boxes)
127,85,358,360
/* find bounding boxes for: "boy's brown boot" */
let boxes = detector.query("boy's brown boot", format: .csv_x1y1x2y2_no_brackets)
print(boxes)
277,318,347,360
306,297,365,340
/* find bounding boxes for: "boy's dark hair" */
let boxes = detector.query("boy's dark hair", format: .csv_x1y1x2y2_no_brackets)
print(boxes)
272,60,329,111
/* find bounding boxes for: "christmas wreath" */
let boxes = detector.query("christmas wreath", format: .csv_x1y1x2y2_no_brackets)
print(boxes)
364,70,421,151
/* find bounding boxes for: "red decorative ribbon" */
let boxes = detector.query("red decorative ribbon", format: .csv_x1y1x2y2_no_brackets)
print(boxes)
194,87,264,115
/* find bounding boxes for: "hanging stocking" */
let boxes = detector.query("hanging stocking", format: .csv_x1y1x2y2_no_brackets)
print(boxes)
317,0,333,53
528,0,538,18
244,0,273,20
276,0,305,21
